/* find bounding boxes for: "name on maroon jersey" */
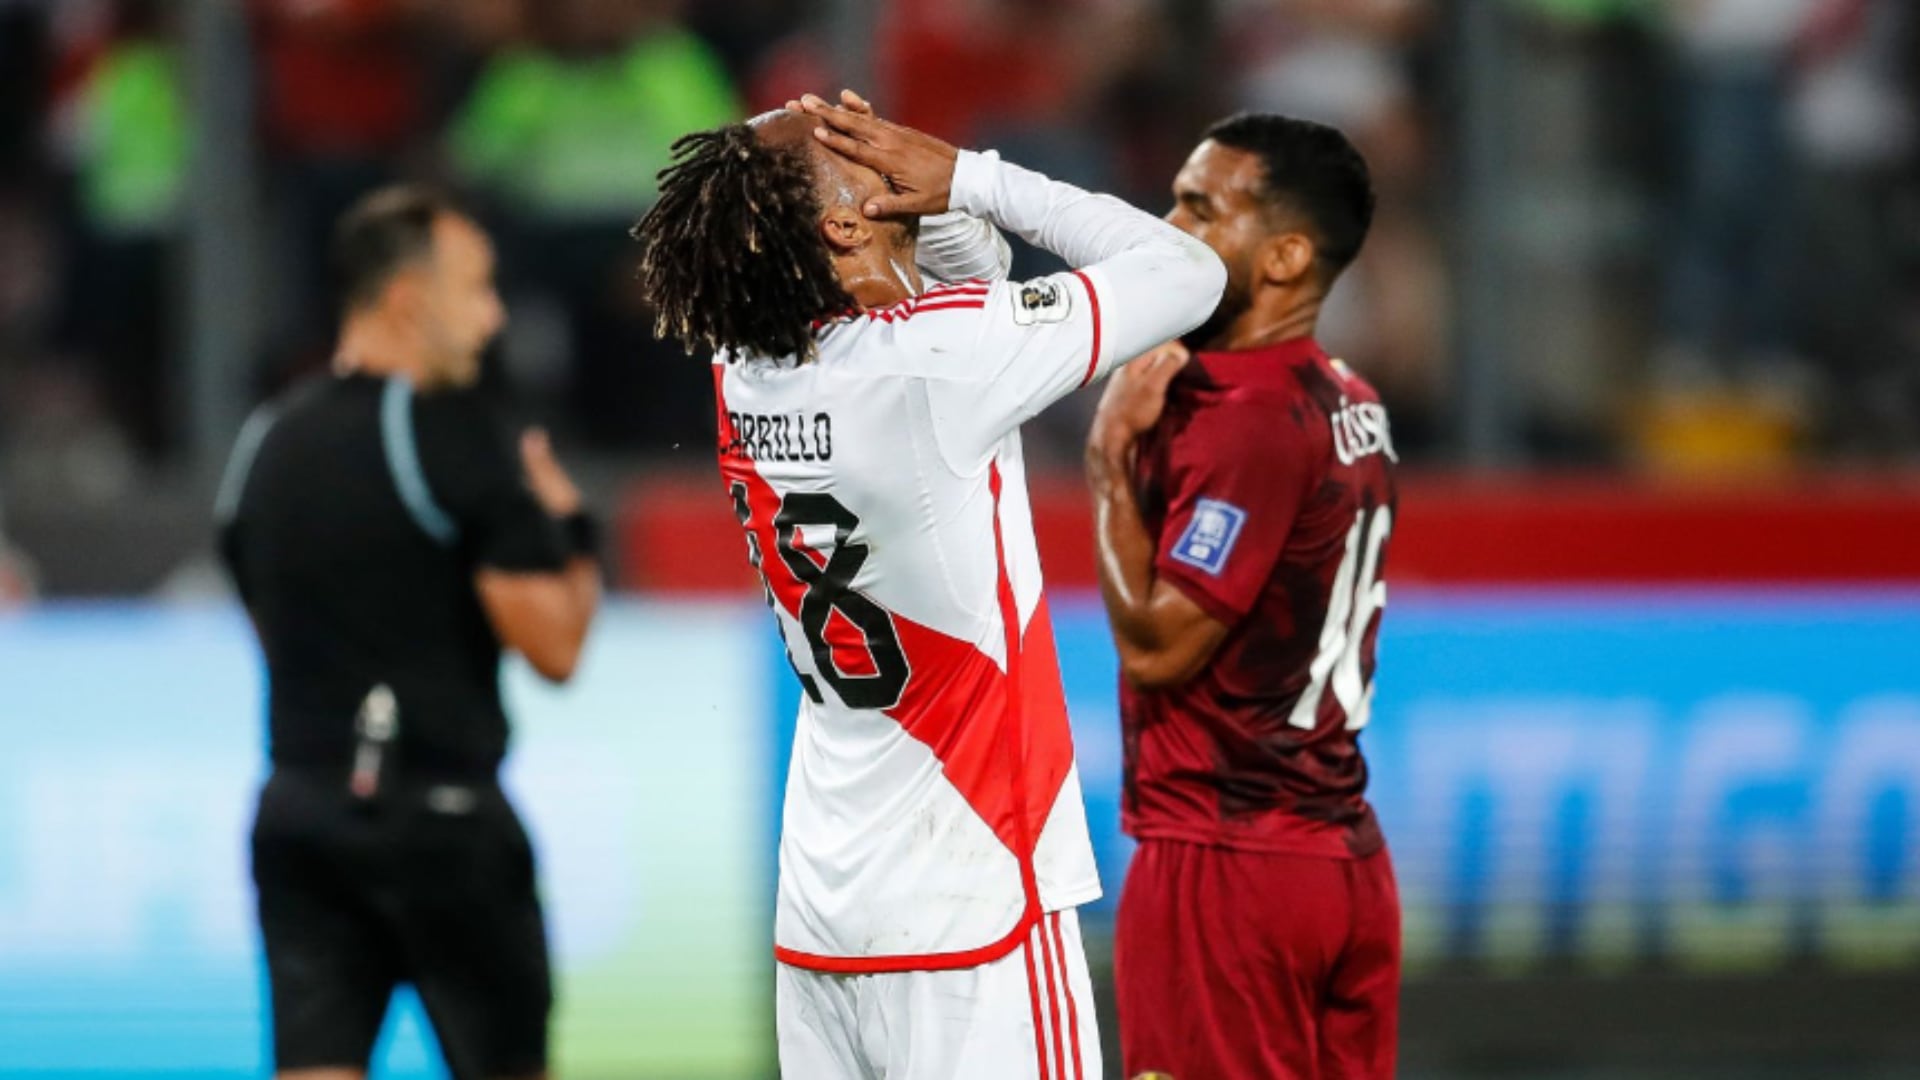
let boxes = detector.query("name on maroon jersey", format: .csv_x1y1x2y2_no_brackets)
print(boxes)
725,410,834,463
1329,398,1397,466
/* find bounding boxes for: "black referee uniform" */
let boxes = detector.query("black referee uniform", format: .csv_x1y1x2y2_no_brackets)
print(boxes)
217,371,584,1077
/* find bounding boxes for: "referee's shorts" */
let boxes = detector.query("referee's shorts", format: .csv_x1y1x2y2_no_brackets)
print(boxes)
251,769,552,1078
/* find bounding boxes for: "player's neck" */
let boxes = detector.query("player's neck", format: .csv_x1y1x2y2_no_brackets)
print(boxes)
334,314,433,386
1209,299,1320,353
838,247,925,311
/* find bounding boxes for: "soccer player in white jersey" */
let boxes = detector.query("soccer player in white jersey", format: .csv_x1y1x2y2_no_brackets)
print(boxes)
631,92,1225,1079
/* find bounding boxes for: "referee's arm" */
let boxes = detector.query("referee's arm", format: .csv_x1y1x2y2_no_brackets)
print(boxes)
478,429,600,683
418,393,602,684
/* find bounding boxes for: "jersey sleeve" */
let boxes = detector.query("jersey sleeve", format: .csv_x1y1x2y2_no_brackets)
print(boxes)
915,209,1013,285
923,150,1226,466
973,268,1105,414
1153,402,1320,626
413,391,570,573
212,401,283,602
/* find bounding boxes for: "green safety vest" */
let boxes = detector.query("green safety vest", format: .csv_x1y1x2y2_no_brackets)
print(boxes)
79,41,188,234
1510,0,1658,27
450,28,741,221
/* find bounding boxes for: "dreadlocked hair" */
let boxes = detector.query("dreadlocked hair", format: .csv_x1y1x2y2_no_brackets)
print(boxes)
632,124,854,362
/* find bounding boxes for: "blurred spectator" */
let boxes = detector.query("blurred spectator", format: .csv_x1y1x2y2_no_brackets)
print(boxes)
447,0,739,449
56,0,186,457
738,25,836,119
250,0,434,371
1654,0,1813,387
425,0,528,116
1226,0,1451,453
1787,0,1918,453
875,0,1085,153
0,0,1917,606
875,0,1175,202
0,0,51,186
1523,0,1659,22
685,0,806,91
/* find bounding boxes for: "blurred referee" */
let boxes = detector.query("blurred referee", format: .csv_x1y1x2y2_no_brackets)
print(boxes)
216,186,601,1080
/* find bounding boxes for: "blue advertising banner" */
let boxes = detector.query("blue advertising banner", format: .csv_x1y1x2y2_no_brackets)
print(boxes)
6,589,1918,1074
0,603,773,1079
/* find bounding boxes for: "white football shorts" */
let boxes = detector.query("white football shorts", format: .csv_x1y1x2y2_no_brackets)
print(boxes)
776,908,1101,1080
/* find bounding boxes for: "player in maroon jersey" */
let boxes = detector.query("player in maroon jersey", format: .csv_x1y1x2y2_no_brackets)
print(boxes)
1085,113,1398,1080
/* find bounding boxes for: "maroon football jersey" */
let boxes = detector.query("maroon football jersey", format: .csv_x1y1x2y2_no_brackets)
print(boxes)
1121,337,1397,858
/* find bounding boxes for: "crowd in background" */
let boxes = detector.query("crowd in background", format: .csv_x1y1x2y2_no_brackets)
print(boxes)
0,0,1915,598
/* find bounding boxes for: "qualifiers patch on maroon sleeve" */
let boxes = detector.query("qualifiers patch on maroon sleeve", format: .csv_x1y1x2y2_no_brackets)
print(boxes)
1168,497,1246,577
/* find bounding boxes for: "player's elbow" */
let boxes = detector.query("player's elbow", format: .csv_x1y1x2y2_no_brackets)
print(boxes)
1169,236,1228,316
522,635,584,684
1143,239,1227,343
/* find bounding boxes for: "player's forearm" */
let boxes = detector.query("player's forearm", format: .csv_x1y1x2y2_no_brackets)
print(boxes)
949,150,1192,270
1086,442,1160,647
915,210,1012,284
1088,441,1226,689
950,150,1225,367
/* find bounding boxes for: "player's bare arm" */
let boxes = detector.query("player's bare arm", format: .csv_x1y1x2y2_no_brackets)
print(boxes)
1087,344,1231,690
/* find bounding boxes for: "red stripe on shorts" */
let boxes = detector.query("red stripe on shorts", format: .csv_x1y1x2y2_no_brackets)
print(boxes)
1038,916,1068,1080
1023,937,1051,1080
1050,912,1086,1079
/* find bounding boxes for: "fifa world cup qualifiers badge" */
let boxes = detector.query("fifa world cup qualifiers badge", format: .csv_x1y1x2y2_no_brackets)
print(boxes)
1011,278,1072,325
1171,497,1247,577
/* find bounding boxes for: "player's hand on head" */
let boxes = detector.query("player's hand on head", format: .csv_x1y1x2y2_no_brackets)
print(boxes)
519,428,583,518
1090,342,1191,450
838,88,876,117
800,90,957,220
788,88,876,119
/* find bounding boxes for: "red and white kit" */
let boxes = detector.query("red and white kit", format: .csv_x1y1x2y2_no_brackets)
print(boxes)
715,148,1224,1079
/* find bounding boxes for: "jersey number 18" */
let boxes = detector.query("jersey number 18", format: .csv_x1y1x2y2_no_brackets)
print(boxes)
731,483,910,711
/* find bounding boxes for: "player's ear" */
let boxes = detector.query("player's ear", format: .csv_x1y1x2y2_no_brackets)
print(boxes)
820,204,872,255
1261,232,1317,288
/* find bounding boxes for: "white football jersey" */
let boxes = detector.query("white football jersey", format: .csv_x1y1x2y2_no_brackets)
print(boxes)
716,151,1225,972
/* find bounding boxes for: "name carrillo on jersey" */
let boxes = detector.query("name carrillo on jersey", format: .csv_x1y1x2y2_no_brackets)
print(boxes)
725,410,834,463
1330,394,1397,466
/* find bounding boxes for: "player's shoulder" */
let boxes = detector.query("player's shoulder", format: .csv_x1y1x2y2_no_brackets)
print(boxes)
861,278,999,335
247,373,369,455
1255,352,1390,448
1322,355,1386,407
812,279,1002,378
408,382,509,436
263,370,340,422
405,384,521,484
1157,363,1332,474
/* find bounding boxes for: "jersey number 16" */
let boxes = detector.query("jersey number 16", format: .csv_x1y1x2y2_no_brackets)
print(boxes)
1288,505,1391,733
